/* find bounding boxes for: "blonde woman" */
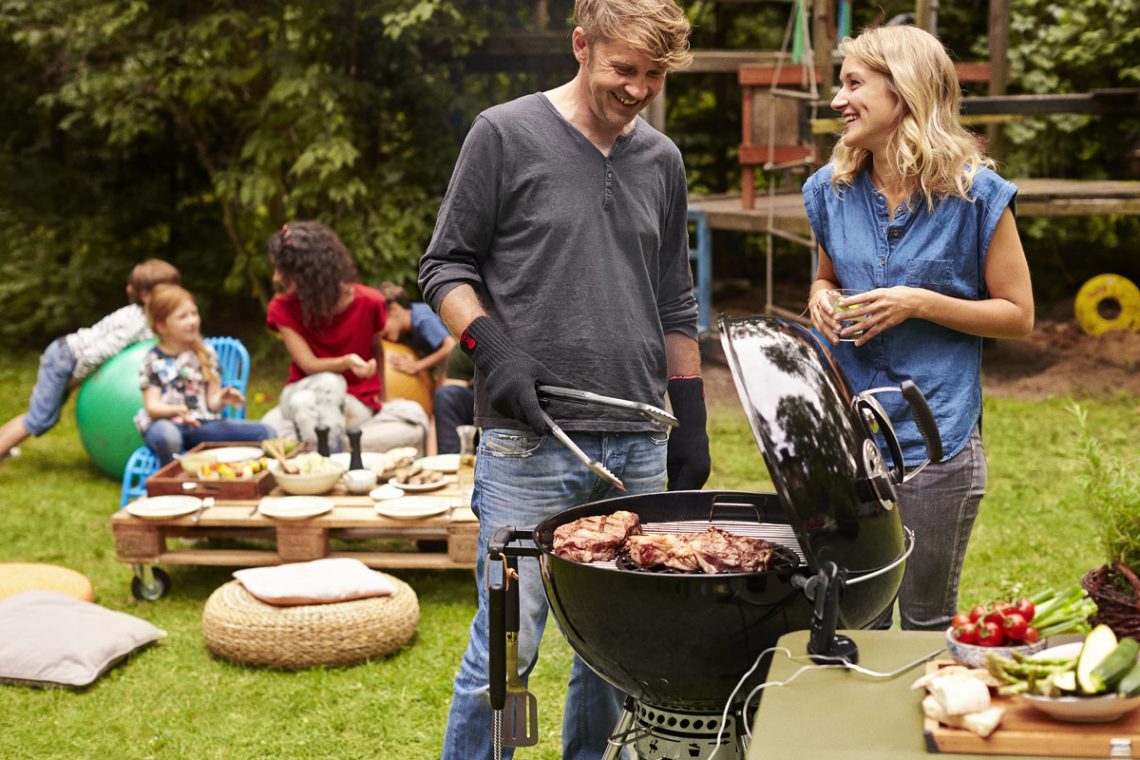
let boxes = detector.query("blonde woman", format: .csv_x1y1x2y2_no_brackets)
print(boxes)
805,25,1034,631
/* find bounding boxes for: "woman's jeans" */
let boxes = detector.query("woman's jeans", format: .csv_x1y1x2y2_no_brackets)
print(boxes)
441,428,668,760
144,418,276,465
895,426,987,631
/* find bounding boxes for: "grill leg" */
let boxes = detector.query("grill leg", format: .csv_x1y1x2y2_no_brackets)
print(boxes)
603,697,644,760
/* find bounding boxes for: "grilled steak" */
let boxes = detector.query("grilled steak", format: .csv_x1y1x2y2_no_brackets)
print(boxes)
626,534,700,572
626,527,774,574
553,510,642,562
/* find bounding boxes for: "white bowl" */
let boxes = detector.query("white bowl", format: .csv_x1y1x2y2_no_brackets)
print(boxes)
342,469,378,495
273,464,345,495
945,627,1046,668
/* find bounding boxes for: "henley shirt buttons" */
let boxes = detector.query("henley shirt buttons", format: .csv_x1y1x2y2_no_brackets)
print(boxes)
889,228,902,239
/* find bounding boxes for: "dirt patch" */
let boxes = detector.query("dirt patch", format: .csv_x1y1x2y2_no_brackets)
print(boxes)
700,285,1140,408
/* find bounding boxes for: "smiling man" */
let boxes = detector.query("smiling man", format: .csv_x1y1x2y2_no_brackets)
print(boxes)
419,1,708,758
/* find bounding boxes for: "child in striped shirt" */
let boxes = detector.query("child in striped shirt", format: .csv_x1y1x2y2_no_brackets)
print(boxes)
0,258,181,461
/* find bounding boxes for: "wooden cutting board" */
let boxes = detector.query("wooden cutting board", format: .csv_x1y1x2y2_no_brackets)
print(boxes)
923,660,1140,757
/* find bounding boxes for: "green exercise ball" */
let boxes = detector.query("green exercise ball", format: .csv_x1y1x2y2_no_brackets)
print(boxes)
75,339,156,479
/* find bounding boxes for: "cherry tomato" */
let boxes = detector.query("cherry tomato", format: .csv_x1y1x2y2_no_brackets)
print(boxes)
951,612,972,629
968,605,988,622
1013,597,1036,623
1023,625,1040,643
976,621,1005,647
984,608,1008,626
953,622,979,645
1001,612,1028,642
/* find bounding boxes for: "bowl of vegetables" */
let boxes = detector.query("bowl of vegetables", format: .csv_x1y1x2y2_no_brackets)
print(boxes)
271,452,345,495
986,625,1140,722
947,596,1047,668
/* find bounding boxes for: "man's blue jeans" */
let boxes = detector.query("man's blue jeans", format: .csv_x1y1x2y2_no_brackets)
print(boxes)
441,428,668,760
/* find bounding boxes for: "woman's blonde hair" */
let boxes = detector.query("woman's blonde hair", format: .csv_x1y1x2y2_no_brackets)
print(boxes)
830,25,993,209
145,284,218,386
574,0,692,71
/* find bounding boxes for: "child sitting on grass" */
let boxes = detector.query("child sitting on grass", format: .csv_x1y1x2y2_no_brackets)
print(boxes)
134,284,274,465
0,258,181,462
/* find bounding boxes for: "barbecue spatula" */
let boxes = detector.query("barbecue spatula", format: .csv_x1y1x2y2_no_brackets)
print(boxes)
503,557,538,746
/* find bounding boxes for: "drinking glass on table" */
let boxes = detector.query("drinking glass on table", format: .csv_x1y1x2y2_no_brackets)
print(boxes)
828,289,868,342
456,425,477,508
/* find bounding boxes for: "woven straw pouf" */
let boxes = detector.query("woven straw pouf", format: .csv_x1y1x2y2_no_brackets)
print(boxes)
202,576,419,669
0,563,94,602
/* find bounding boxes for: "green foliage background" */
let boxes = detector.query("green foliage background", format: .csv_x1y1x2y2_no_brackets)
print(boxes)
0,0,1137,348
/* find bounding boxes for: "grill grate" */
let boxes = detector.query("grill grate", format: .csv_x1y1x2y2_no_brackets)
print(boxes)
592,519,806,571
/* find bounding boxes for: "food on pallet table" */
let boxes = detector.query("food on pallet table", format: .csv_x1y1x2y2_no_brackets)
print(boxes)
198,456,269,480
287,452,341,475
373,447,419,479
553,511,642,563
261,437,301,457
390,462,446,487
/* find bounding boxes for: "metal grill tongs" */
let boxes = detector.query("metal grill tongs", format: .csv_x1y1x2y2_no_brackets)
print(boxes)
535,385,679,492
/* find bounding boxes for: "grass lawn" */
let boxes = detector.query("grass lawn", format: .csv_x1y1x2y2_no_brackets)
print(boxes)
0,347,1135,759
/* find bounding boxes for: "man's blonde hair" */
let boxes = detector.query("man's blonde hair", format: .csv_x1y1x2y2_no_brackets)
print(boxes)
830,25,993,209
574,0,692,71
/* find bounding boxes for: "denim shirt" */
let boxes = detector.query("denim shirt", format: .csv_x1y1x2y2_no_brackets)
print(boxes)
803,165,1017,465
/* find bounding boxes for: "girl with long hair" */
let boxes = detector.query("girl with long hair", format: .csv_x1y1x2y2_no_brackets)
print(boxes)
134,284,273,464
805,25,1034,631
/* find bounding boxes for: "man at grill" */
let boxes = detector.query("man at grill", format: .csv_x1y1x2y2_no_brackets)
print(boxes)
418,0,710,756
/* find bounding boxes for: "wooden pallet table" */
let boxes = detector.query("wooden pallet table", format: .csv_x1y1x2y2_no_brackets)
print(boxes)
112,484,479,598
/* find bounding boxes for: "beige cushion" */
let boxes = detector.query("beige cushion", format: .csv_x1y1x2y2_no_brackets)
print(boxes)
233,558,396,606
0,591,165,688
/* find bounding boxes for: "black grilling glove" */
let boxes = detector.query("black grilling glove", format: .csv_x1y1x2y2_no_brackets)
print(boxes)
666,376,711,491
460,316,566,435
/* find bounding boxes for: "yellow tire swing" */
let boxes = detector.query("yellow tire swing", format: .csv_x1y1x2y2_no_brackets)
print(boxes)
1074,274,1140,336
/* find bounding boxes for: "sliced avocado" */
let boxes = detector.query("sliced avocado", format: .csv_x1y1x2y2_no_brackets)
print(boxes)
1077,624,1119,694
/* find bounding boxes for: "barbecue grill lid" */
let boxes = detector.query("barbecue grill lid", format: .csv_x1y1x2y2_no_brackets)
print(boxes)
717,315,905,574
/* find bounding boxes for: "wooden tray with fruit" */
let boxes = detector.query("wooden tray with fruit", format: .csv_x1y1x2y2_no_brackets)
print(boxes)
145,441,277,500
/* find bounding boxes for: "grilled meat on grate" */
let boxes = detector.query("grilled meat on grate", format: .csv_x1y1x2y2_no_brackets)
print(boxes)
552,510,642,562
627,527,775,574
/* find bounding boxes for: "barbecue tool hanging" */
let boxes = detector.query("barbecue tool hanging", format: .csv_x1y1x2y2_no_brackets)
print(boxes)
502,555,538,746
536,385,679,491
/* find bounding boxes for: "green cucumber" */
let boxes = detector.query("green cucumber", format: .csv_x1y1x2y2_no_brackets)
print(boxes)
1119,660,1140,697
1077,624,1119,694
1093,637,1140,690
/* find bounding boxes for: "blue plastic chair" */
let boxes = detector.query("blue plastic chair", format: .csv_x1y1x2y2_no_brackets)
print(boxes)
119,336,252,507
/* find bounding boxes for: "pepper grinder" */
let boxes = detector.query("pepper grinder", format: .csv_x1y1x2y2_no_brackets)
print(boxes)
347,429,364,471
315,424,331,458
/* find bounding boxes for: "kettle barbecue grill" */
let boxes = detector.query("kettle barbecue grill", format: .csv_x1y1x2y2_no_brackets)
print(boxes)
487,315,943,759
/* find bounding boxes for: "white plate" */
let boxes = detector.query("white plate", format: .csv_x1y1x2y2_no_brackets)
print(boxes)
1021,692,1140,723
388,477,448,493
415,454,460,473
208,446,265,463
257,496,335,520
375,497,451,520
127,495,203,519
370,483,406,501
